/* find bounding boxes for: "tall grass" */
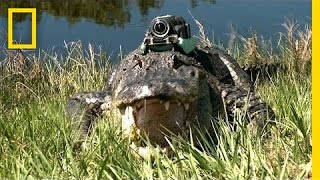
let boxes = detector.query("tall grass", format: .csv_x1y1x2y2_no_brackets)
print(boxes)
0,21,311,179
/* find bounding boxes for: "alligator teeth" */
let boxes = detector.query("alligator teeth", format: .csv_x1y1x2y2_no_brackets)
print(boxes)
184,103,190,110
164,101,170,111
122,106,135,135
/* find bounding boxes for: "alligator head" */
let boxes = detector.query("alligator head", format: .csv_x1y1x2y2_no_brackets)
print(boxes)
108,50,223,146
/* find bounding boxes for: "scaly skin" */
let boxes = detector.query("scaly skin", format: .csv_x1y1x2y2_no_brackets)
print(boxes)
66,91,111,137
197,45,274,124
65,45,275,147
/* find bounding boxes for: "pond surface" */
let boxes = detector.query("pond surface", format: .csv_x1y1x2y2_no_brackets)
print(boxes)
0,0,311,59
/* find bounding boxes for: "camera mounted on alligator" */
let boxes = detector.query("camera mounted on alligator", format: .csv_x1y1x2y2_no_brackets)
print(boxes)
140,15,196,54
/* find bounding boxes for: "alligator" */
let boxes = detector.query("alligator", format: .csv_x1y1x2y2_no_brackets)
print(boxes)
65,43,275,148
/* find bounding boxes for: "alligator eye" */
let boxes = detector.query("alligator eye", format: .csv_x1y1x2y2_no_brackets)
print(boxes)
133,54,143,69
133,60,142,69
172,55,183,69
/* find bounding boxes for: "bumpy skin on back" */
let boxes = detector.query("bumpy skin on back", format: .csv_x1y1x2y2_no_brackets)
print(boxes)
66,45,275,146
193,45,274,124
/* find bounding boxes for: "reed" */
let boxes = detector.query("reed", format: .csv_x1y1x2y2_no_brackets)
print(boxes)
0,20,311,179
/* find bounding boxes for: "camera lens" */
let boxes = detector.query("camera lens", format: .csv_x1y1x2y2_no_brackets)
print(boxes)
154,22,166,33
151,19,170,38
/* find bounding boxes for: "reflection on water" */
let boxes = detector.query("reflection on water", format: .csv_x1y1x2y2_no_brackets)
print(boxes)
0,0,215,27
0,0,310,59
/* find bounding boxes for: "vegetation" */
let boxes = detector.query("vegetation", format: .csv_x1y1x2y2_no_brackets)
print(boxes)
0,20,311,179
0,0,215,26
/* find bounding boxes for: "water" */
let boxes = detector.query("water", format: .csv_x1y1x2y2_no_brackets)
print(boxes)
0,0,311,59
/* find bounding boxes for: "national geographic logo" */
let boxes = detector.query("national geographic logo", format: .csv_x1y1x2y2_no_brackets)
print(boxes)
7,8,37,49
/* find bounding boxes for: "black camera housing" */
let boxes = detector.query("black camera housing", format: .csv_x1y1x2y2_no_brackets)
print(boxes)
142,15,192,53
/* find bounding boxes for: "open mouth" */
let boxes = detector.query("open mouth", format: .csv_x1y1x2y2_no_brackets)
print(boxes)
121,98,192,146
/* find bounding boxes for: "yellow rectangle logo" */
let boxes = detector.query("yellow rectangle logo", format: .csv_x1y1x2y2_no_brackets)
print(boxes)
8,8,37,49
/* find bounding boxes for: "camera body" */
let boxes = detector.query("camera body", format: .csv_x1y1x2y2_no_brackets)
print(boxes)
141,15,195,54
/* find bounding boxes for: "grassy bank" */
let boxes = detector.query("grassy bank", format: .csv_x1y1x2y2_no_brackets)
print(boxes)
0,21,311,179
